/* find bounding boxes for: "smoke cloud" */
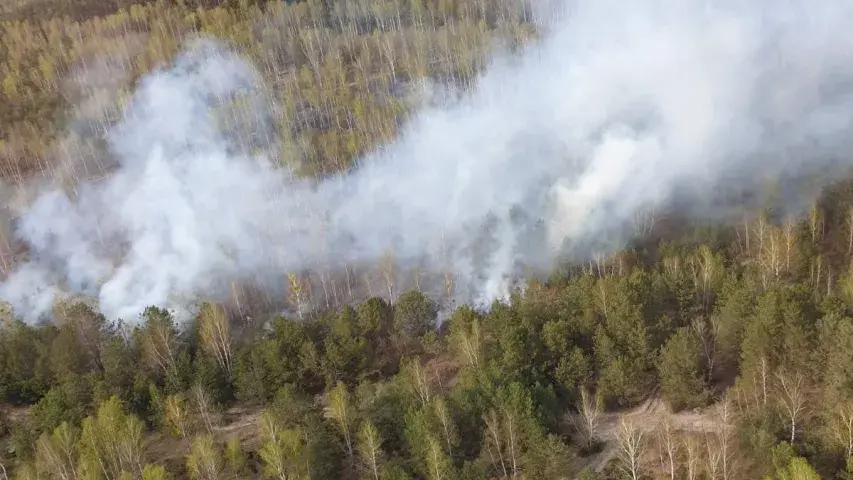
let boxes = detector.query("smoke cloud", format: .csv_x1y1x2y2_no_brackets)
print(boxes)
3,0,853,323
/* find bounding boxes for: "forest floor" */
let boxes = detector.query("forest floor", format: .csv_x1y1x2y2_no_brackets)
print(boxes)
139,352,729,475
142,354,461,471
138,389,725,474
587,394,725,472
144,406,262,473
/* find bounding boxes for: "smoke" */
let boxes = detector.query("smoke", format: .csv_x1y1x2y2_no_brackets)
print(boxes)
4,0,853,323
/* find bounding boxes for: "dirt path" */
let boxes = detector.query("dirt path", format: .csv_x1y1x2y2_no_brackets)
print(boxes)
587,396,724,472
145,406,262,468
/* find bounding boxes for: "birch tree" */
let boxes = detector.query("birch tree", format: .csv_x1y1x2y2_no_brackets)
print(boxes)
186,435,222,480
258,411,307,480
425,436,453,480
223,439,248,480
449,308,482,370
401,357,432,407
692,245,723,310
140,306,180,378
357,420,383,480
480,383,541,479
776,370,808,444
707,397,737,480
164,394,191,439
683,434,701,480
35,422,78,480
77,396,146,480
614,416,645,480
572,387,602,451
327,381,355,458
846,206,853,258
656,418,679,480
191,384,217,435
829,399,853,459
379,250,396,304
142,464,171,480
287,272,310,319
197,302,234,379
483,410,509,478
432,397,459,458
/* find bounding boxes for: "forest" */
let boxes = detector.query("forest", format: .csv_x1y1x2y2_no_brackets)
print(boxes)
3,0,853,479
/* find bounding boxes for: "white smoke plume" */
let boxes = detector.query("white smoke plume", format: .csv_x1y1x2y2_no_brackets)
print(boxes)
3,0,853,323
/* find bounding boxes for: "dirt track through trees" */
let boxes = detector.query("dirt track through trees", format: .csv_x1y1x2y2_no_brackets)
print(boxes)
587,396,726,472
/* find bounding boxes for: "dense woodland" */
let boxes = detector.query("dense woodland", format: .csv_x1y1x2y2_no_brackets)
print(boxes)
12,203,853,480
0,0,537,185
4,0,853,479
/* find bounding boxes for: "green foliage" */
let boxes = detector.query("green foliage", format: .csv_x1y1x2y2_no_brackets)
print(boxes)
8,420,37,463
34,421,78,478
96,334,137,404
186,434,222,480
258,410,307,479
324,307,371,386
357,419,384,479
393,290,437,339
142,463,172,480
773,456,821,480
817,313,853,406
0,321,54,404
30,379,92,433
2,215,852,478
223,438,248,478
264,385,343,479
234,316,316,402
358,297,394,338
657,327,708,410
191,352,232,406
48,324,89,383
77,396,146,479
4,3,853,474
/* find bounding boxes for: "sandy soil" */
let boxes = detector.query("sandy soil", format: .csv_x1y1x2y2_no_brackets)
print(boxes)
586,395,725,472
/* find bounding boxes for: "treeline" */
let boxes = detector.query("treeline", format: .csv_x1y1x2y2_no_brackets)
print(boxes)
4,187,853,478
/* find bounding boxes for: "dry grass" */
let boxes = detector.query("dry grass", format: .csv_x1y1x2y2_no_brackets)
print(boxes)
586,395,725,473
144,405,262,470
